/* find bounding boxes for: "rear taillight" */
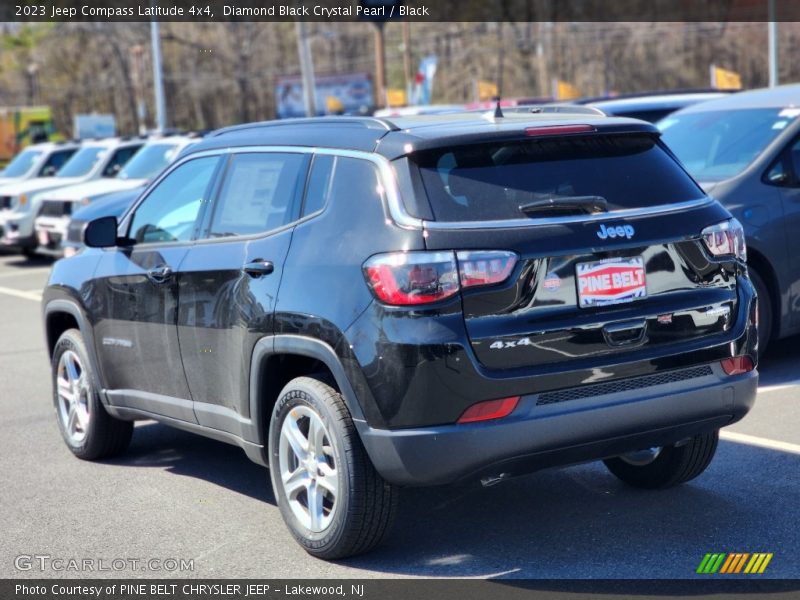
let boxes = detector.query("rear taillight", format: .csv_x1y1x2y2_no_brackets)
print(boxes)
363,250,517,306
456,251,517,287
457,396,520,424
701,218,746,262
720,356,754,376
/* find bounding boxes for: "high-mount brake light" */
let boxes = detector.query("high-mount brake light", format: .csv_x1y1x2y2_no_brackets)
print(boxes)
525,124,596,137
701,218,747,262
363,250,517,306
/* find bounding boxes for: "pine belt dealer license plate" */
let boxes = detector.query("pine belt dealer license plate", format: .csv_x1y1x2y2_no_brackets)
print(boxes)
576,256,647,308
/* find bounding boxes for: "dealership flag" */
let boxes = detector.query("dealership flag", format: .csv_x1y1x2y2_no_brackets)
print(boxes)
553,79,581,100
476,80,499,101
412,55,438,105
710,64,742,90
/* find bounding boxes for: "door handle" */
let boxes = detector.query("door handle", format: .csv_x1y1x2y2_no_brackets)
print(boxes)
146,264,173,284
243,259,274,278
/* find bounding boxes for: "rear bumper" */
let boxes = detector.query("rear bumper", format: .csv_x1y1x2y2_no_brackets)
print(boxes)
358,366,757,486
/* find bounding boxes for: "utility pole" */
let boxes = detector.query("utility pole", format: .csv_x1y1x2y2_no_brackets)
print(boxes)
296,21,317,117
150,18,167,131
402,21,412,103
768,0,778,87
496,23,505,98
373,23,387,109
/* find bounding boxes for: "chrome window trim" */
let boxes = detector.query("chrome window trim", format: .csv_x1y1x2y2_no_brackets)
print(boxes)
140,146,424,231
133,145,713,235
420,197,715,230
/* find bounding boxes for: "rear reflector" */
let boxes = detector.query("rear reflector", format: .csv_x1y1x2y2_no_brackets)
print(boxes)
720,356,755,376
457,396,520,424
525,124,596,137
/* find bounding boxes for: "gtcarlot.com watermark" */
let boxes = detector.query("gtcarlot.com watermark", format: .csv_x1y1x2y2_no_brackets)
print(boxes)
15,554,194,573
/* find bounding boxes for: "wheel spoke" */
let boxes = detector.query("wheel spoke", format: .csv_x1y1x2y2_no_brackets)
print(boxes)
57,378,74,403
282,467,308,499
317,471,338,498
307,481,324,531
74,404,89,432
282,417,308,461
67,404,79,434
64,355,80,385
308,416,326,460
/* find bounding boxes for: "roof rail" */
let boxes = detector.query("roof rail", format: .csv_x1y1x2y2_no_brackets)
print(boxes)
499,105,607,117
211,116,400,137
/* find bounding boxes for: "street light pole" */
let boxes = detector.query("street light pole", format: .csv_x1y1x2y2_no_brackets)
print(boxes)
296,21,317,117
150,17,167,131
768,0,778,87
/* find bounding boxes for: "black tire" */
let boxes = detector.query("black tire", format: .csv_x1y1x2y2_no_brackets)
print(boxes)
268,375,398,559
21,246,37,258
51,329,133,460
748,268,772,356
603,430,719,489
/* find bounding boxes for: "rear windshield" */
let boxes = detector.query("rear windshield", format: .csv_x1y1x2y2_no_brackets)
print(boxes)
414,134,704,222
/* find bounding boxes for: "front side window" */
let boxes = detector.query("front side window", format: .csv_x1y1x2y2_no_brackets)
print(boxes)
660,108,797,182
57,146,106,178
3,149,42,177
40,149,77,176
207,153,306,238
103,145,142,177
118,143,180,181
128,156,219,244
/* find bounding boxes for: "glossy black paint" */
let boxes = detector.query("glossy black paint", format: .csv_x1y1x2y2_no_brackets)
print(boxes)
42,115,758,487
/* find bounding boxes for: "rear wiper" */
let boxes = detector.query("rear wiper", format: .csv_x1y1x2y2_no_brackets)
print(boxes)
519,196,608,216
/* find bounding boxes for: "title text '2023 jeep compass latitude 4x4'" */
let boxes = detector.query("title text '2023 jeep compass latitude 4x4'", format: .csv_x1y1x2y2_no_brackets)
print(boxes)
43,113,757,559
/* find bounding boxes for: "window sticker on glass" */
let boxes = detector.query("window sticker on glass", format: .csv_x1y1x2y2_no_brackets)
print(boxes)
778,108,800,118
773,121,789,130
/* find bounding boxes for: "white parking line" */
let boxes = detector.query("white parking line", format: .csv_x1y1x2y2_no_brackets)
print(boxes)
720,430,800,455
0,267,50,280
0,285,42,302
758,382,800,394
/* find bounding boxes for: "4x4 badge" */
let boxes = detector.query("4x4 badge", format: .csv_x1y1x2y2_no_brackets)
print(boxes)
597,223,635,240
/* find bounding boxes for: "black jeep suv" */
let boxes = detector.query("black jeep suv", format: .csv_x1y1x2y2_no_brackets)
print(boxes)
43,113,758,559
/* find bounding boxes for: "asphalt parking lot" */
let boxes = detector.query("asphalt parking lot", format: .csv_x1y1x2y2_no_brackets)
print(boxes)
0,251,798,580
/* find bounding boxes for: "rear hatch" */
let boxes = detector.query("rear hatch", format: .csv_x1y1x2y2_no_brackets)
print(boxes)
412,128,741,370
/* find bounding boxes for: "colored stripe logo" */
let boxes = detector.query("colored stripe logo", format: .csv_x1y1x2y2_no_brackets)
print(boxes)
697,553,773,574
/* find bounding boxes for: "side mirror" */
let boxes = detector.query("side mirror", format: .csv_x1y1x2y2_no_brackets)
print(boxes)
84,216,119,248
41,165,57,177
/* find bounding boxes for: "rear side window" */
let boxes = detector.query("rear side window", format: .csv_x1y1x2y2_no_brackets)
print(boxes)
327,157,384,211
208,153,306,237
302,155,335,217
414,135,704,222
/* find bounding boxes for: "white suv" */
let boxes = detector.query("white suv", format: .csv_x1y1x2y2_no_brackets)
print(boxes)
0,141,79,187
34,135,198,257
0,137,144,256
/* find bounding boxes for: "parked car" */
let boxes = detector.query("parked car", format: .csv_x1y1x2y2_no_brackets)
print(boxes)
581,90,731,123
43,114,757,560
34,135,198,257
659,84,800,353
61,188,142,258
0,137,145,256
0,141,79,186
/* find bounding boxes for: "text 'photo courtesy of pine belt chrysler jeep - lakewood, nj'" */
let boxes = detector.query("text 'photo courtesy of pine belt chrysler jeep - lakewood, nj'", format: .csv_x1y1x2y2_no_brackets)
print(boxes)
42,110,758,559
